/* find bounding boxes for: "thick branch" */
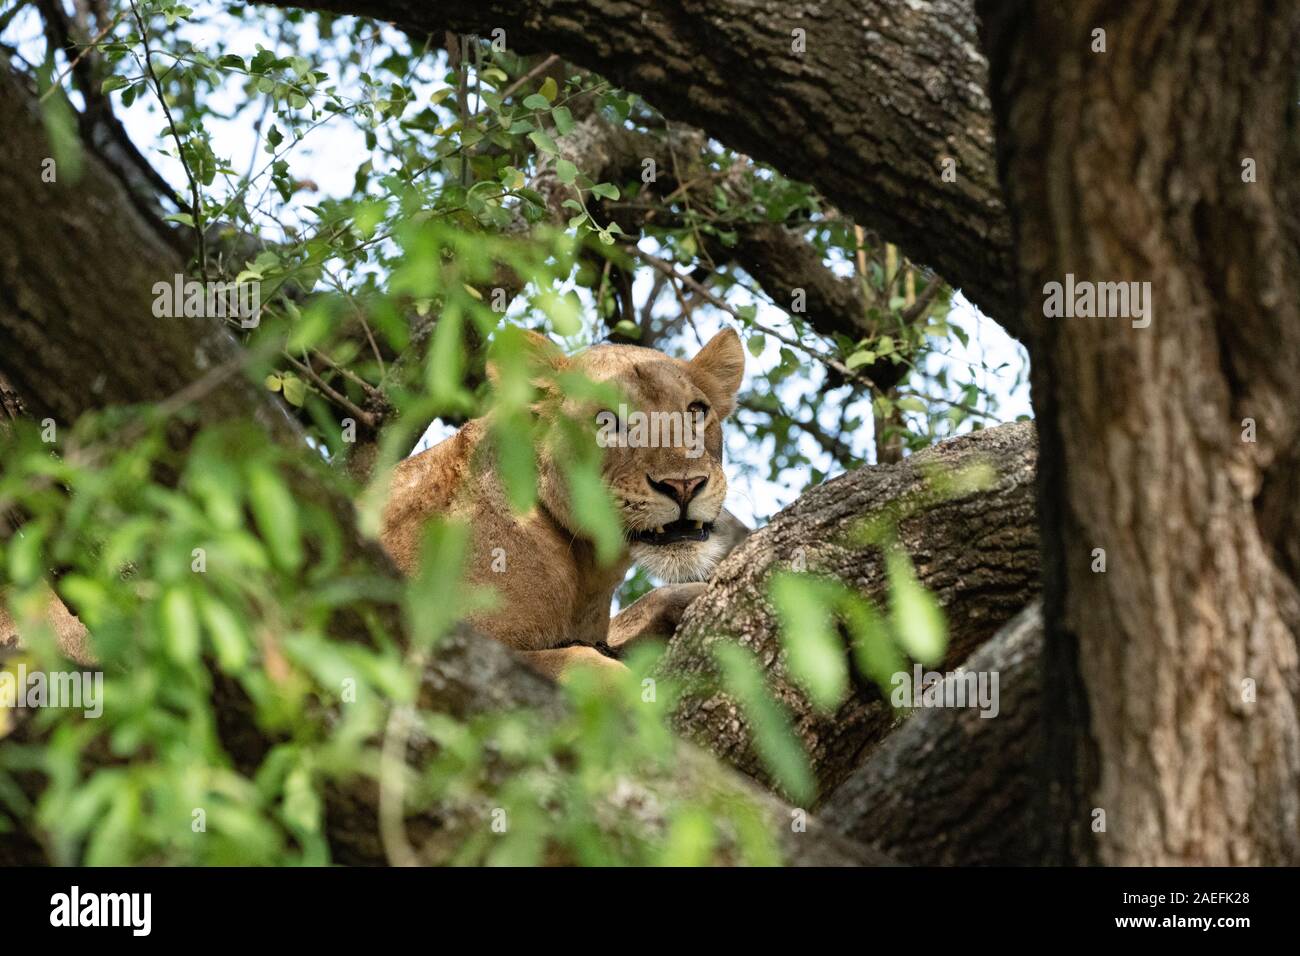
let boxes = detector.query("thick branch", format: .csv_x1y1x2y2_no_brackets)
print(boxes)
821,601,1043,864
656,420,1039,797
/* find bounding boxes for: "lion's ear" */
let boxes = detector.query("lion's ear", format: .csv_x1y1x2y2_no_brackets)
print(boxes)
689,327,745,414
487,328,569,389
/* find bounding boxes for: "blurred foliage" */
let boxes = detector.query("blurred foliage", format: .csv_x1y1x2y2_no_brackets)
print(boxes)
0,414,780,864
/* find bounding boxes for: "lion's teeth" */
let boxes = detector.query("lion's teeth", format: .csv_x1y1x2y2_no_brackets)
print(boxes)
654,526,665,534
692,520,703,530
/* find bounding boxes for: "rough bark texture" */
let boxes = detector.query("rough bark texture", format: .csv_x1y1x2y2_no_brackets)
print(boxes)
0,68,880,866
0,75,266,432
822,601,1042,865
657,421,1039,797
979,1,1300,864
267,0,1018,332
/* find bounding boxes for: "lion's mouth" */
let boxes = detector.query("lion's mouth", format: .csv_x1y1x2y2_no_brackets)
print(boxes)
629,518,713,546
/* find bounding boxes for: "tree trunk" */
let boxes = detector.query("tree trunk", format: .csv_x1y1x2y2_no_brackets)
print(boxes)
979,0,1300,864
657,421,1039,797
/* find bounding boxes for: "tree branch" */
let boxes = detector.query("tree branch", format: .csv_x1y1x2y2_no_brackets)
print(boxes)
657,421,1039,797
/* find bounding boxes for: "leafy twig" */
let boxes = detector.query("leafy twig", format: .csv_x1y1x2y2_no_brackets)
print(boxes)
127,0,208,281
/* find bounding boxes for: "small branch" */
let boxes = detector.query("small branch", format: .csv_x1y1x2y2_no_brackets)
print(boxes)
282,353,379,430
900,273,943,324
37,8,125,103
628,245,879,392
127,0,207,281
500,53,560,102
738,396,857,463
310,348,387,403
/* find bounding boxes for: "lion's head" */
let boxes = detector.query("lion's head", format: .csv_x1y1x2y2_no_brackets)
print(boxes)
523,327,745,583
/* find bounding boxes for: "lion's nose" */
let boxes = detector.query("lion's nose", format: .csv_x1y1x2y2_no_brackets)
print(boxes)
647,474,708,507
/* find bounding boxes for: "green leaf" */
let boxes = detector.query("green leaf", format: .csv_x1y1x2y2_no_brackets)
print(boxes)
843,595,904,691
770,573,849,713
199,596,250,673
283,762,322,836
280,373,307,407
537,289,582,336
501,165,526,190
565,458,623,565
37,71,83,183
7,524,45,586
747,334,765,358
538,76,558,102
846,349,876,368
713,642,814,804
886,550,947,665
160,588,201,665
100,76,128,94
405,519,472,652
492,412,538,513
522,94,551,110
247,462,303,572
590,182,619,200
551,105,574,135
529,130,558,154
502,187,537,211
426,304,467,409
555,158,578,185
659,807,716,866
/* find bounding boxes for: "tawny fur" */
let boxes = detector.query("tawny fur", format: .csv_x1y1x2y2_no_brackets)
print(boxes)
380,328,747,679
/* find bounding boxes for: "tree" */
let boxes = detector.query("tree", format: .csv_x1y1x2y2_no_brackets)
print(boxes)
978,0,1300,865
1,0,1293,866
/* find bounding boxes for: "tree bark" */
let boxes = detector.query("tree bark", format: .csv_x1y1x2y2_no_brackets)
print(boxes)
265,0,1018,332
657,420,1039,797
0,76,276,434
979,0,1300,864
821,601,1042,864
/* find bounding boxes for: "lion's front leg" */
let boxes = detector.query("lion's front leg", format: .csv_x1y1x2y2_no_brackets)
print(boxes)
521,645,628,684
606,582,707,655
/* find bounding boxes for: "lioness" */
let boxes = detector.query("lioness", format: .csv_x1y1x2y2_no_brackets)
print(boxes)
380,327,748,680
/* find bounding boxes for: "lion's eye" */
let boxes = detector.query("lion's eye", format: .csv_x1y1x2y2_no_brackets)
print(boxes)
688,401,710,418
